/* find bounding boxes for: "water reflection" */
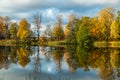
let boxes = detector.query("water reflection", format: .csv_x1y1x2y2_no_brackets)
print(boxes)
1,46,120,80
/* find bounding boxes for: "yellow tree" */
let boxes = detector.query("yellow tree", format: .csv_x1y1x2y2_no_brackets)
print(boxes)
17,18,32,40
98,7,115,40
89,17,101,40
110,20,119,39
52,16,64,40
110,11,120,40
64,13,76,38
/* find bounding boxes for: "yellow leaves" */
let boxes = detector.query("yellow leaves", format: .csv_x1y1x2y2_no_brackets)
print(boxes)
110,49,120,69
17,18,31,40
19,18,29,28
17,30,28,39
17,47,30,68
64,28,69,38
91,27,99,34
98,7,114,24
52,24,64,40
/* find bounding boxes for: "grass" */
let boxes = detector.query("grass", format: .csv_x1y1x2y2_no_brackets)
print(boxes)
0,39,29,46
0,39,67,47
94,41,120,48
47,40,67,47
0,39,16,46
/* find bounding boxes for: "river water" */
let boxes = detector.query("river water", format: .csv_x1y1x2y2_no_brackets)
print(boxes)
0,46,119,80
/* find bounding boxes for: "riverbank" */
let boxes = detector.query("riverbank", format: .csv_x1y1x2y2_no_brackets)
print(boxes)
0,40,67,47
94,41,120,48
2,40,120,48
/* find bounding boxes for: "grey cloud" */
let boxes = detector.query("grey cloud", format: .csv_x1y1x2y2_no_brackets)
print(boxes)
0,0,120,27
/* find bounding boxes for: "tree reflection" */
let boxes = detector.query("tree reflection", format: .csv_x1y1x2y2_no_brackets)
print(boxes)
40,46,52,62
65,45,120,79
110,49,120,78
65,45,77,73
98,48,114,80
2,46,120,80
51,47,65,72
0,46,10,70
9,46,17,63
17,47,30,68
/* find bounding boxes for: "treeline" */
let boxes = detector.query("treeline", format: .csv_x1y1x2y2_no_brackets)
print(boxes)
0,7,120,45
0,17,32,40
64,7,120,46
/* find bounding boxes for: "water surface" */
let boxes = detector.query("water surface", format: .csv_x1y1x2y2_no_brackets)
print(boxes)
0,46,119,80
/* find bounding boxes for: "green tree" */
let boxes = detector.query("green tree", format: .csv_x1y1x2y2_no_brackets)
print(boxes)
76,17,93,47
65,14,78,43
9,23,18,39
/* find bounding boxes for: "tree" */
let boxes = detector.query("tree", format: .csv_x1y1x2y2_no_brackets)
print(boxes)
65,14,79,43
0,16,4,39
44,24,52,38
76,24,93,47
0,16,10,39
89,17,101,40
9,23,18,39
51,47,64,71
98,7,115,40
110,11,120,40
4,16,10,39
33,13,42,41
17,18,32,40
76,16,93,47
52,16,64,40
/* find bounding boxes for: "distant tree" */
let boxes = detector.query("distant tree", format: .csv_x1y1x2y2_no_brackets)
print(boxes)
9,23,18,39
52,16,64,40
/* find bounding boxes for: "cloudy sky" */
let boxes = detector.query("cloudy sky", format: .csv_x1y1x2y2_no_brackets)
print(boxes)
0,0,120,28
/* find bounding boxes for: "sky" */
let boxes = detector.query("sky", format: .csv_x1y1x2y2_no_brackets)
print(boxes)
0,0,120,28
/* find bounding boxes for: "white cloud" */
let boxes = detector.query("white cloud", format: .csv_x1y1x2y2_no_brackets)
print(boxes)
0,0,120,29
72,0,119,5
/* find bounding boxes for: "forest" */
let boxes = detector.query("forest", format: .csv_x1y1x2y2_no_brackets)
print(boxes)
0,7,120,47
